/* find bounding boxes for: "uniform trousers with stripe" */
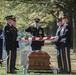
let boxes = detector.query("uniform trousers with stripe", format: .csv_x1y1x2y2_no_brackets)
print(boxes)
13,48,17,69
55,42,62,70
6,50,16,73
55,47,62,70
0,46,2,59
31,41,42,51
13,50,17,69
60,42,71,73
32,46,41,51
0,40,3,59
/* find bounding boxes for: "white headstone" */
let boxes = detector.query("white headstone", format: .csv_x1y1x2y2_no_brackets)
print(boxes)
21,49,32,67
2,50,7,59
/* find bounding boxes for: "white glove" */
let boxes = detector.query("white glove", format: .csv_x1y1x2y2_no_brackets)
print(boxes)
17,36,21,41
55,36,59,41
51,36,59,42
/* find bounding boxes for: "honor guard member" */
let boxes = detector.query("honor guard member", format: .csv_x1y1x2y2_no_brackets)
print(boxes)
53,18,64,72
52,16,71,74
25,18,44,51
60,16,71,73
0,29,3,65
3,15,18,74
11,18,19,70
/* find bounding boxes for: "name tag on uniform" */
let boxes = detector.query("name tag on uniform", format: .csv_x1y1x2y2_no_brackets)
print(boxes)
39,30,42,34
61,28,65,32
65,29,68,32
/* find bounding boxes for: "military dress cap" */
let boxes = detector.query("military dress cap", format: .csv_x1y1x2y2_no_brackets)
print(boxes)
4,15,16,21
34,18,40,22
57,18,62,23
62,15,69,19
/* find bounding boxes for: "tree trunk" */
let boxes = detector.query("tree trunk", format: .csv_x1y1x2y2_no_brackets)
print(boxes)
68,12,73,49
73,13,76,52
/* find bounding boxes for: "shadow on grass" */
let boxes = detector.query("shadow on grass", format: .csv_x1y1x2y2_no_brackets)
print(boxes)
71,71,76,74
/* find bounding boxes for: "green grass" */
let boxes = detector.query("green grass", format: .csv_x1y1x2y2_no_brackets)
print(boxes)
0,40,76,75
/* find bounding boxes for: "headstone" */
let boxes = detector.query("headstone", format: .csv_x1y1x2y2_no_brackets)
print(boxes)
18,40,29,50
2,50,7,59
21,49,32,67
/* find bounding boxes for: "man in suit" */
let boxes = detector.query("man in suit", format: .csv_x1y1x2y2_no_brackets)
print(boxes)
25,18,44,51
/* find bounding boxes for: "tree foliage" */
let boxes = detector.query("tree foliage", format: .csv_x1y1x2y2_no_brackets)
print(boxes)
0,0,55,30
0,0,76,32
0,0,76,50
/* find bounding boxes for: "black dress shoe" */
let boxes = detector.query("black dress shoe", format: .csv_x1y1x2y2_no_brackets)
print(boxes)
7,70,17,74
7,72,11,74
14,67,19,70
11,71,17,74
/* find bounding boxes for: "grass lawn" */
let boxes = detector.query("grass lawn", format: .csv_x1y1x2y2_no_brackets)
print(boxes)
0,40,76,75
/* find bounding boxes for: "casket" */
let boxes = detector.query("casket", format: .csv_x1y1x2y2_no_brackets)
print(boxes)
28,50,50,70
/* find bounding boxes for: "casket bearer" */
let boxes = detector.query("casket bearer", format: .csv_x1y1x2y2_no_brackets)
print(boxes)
3,15,19,74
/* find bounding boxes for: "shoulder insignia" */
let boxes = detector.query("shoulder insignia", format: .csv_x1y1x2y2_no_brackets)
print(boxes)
6,30,9,32
39,30,42,34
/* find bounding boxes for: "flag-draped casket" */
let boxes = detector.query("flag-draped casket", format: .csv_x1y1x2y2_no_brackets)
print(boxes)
28,50,50,70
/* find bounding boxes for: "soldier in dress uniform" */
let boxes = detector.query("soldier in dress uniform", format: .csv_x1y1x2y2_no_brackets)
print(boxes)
25,18,44,51
11,18,19,70
3,15,18,74
53,18,64,72
60,16,71,73
52,16,71,74
0,29,3,65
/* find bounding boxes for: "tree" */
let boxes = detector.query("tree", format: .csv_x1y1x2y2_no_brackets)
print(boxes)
52,0,76,51
0,0,76,51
